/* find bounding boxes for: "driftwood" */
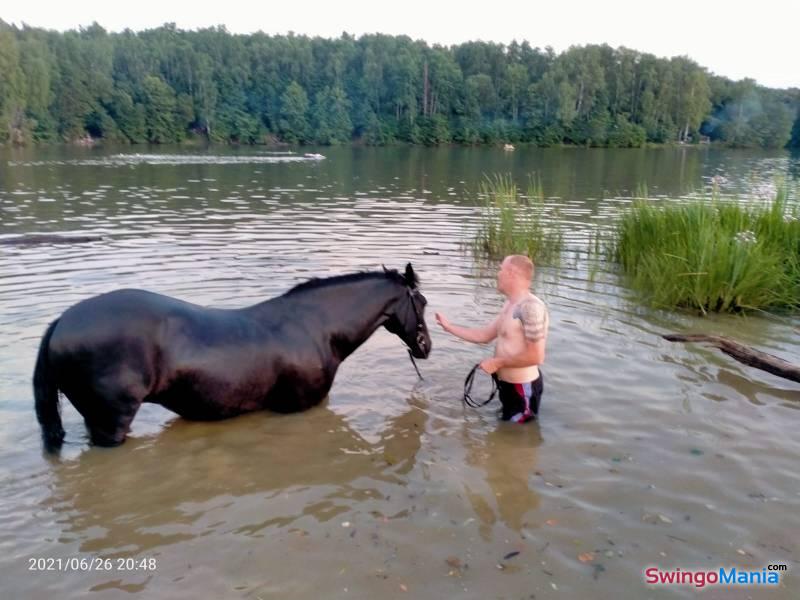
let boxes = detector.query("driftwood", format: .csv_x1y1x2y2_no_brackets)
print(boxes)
664,333,800,384
0,234,103,246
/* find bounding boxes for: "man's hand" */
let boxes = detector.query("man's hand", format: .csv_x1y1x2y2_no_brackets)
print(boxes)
435,312,451,332
479,357,504,375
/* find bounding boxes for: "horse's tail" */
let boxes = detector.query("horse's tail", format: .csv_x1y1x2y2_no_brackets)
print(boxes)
33,319,65,452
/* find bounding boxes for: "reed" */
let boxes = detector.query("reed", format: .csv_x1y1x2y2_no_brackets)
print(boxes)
610,187,799,313
473,174,563,265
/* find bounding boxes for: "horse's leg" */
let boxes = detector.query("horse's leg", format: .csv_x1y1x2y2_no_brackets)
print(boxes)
67,376,147,447
85,392,143,447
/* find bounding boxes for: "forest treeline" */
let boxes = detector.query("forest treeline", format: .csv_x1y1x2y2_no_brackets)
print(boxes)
1,22,798,148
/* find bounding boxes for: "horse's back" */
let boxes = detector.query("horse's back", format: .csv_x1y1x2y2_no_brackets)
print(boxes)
52,289,208,346
62,288,200,322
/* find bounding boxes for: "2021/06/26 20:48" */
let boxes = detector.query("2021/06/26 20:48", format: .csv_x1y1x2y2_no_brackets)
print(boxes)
28,556,157,571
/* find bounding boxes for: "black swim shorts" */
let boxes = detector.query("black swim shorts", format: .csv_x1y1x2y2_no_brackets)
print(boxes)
496,372,543,423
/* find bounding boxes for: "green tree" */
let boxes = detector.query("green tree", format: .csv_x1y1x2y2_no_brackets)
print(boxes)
670,58,710,142
0,27,25,143
142,75,179,142
503,63,528,123
278,81,310,143
312,86,352,144
108,90,146,142
607,114,646,147
789,107,800,149
18,35,55,141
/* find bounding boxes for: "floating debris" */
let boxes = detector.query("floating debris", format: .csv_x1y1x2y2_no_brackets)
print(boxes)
642,512,673,525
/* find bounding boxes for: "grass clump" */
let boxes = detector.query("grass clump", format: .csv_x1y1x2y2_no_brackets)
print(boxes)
473,174,563,264
610,187,799,313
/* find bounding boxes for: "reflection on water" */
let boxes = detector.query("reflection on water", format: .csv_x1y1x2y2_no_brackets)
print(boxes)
45,402,426,556
1,145,799,598
462,424,542,539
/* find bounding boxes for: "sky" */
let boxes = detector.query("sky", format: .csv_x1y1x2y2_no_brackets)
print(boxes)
3,0,798,89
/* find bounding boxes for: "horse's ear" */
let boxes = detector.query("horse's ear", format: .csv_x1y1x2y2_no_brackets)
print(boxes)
404,262,419,288
382,264,389,273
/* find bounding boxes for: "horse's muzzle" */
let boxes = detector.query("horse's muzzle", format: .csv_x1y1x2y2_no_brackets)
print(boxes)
412,332,432,358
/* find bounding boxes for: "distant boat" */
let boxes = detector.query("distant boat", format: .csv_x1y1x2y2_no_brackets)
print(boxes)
503,144,515,151
304,153,326,160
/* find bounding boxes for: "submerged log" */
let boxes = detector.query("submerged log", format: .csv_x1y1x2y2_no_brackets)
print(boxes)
664,333,800,384
0,234,103,246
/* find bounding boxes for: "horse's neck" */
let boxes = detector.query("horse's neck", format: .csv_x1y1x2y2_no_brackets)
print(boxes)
317,280,400,359
252,277,401,360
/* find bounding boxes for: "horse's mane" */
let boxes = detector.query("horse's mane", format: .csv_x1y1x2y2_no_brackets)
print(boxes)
285,268,415,296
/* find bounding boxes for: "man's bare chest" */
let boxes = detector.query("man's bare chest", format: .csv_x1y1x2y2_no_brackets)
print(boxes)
497,305,524,339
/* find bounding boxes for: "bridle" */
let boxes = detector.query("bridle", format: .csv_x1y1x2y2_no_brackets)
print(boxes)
404,288,428,380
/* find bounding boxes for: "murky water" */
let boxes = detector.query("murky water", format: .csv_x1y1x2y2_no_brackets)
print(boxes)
1,145,799,599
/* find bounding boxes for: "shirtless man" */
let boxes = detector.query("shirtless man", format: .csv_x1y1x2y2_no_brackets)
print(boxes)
436,255,549,422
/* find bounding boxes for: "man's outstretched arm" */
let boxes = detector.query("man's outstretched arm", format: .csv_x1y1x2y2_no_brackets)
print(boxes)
436,312,499,344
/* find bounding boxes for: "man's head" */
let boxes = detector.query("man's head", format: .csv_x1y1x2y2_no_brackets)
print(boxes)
497,254,534,296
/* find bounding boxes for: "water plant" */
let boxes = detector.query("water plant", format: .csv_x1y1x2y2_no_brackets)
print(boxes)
610,187,799,313
473,174,563,265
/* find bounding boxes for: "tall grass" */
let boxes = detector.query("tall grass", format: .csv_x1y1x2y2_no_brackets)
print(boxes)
611,188,800,313
473,174,564,264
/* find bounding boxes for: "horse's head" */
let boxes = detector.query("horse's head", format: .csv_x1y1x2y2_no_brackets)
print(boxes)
383,263,432,359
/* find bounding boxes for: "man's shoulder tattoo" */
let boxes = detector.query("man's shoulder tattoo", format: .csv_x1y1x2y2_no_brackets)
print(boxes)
513,296,548,342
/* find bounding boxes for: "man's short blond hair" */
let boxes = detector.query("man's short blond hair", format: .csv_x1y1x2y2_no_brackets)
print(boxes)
507,254,534,281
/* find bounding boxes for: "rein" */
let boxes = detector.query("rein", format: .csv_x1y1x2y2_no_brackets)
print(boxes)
407,349,424,380
463,363,498,408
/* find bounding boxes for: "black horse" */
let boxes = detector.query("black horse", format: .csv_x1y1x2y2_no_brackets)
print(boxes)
33,263,431,451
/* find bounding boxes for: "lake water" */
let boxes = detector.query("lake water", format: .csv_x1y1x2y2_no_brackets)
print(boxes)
1,145,798,599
